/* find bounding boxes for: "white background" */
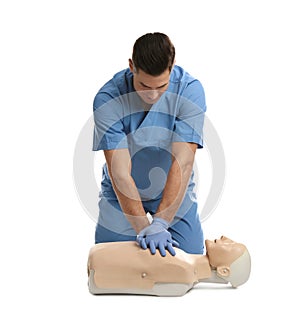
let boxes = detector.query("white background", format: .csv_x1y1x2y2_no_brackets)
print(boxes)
1,0,299,324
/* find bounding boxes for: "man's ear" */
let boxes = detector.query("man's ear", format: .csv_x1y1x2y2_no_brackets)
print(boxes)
171,59,176,71
128,59,134,72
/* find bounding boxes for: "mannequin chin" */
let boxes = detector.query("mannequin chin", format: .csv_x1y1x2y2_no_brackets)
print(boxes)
87,236,251,296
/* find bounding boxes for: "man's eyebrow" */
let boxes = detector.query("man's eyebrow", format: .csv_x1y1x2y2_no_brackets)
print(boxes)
140,82,169,89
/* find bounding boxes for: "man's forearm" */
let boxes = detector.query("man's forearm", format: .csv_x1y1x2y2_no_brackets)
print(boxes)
154,158,194,224
110,174,150,233
104,149,150,234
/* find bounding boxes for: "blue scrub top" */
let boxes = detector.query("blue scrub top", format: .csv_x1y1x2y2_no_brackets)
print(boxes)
93,65,206,200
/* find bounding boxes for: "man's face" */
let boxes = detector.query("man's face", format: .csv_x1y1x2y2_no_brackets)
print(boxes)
129,60,171,105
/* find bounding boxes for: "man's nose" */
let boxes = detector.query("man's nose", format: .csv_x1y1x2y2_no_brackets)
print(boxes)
147,90,159,100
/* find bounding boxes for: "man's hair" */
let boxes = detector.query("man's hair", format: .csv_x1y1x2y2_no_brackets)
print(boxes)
132,32,175,76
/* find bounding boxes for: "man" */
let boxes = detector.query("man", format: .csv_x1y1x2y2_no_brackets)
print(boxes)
93,32,206,257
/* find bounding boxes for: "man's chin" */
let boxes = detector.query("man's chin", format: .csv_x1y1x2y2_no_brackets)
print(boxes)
142,98,159,105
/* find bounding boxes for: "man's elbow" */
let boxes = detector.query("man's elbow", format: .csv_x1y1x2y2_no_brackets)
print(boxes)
172,142,197,174
109,167,131,186
172,156,194,177
180,159,194,175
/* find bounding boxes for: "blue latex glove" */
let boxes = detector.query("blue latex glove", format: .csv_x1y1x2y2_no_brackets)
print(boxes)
136,217,180,257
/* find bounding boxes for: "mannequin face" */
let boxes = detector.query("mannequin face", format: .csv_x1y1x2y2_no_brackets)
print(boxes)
205,236,246,268
129,59,171,105
206,236,235,254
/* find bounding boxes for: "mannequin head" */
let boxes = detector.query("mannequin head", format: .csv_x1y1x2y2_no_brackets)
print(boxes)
205,236,251,287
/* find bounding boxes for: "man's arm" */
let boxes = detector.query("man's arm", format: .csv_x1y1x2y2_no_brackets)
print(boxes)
104,148,150,234
154,142,197,223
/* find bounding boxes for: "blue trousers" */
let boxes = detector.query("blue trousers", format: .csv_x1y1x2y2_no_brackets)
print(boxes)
95,194,204,254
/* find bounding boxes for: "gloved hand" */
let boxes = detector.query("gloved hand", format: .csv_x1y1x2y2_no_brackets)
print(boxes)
136,217,180,257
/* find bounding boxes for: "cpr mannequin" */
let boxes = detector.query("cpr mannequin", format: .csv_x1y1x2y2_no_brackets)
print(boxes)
87,236,251,296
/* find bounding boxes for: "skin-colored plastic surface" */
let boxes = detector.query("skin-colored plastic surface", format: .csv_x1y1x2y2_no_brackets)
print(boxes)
87,236,251,296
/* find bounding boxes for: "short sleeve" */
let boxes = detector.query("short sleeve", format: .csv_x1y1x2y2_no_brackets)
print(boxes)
93,92,128,151
173,79,206,148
